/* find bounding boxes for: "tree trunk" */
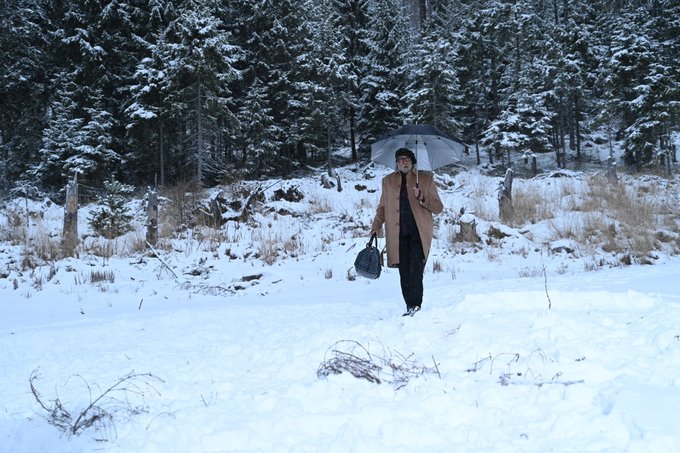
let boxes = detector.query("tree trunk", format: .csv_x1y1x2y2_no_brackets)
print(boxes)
159,122,165,187
574,93,582,161
61,174,78,257
146,187,159,246
662,150,672,176
558,94,567,168
418,0,427,26
349,107,357,161
196,79,204,183
327,122,333,176
498,168,514,224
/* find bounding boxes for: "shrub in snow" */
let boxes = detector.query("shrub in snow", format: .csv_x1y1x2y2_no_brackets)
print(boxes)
88,179,134,239
29,369,162,440
317,340,440,390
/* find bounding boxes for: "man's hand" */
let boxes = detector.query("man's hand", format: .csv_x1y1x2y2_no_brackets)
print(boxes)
413,186,424,202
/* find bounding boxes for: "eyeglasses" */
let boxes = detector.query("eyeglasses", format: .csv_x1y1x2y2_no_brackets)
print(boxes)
396,157,411,163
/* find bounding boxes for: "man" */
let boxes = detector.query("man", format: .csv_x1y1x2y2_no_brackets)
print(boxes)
370,148,444,316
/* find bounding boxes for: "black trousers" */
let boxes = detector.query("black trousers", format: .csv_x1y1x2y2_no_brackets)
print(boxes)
398,235,425,309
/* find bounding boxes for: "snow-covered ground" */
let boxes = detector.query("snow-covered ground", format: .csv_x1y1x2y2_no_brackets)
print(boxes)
2,154,680,452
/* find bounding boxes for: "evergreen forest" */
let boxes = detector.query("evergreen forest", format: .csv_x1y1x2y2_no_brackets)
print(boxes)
1,0,678,196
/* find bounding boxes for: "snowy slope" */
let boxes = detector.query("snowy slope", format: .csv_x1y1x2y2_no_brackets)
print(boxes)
2,160,680,452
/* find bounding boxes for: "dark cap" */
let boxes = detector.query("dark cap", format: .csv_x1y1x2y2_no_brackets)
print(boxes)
395,148,416,164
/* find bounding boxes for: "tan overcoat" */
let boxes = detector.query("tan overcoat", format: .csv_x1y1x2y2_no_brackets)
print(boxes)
371,170,443,268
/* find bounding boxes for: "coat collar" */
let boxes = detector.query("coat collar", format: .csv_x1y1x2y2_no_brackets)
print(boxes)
393,169,417,178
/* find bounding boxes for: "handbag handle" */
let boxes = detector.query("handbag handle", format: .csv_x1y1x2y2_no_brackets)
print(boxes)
368,233,377,248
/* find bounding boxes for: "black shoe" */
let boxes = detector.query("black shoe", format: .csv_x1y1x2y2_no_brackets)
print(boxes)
402,306,421,317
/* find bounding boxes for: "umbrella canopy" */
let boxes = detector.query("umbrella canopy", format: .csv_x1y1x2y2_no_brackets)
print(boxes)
370,124,465,172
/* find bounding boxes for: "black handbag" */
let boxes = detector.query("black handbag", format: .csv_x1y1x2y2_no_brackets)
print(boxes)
354,234,382,279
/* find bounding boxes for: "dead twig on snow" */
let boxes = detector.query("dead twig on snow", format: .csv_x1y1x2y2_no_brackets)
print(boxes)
30,369,163,440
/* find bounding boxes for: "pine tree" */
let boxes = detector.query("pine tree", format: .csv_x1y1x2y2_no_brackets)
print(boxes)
124,0,177,186
237,76,278,176
149,0,240,184
3,0,680,191
606,14,660,166
88,178,134,239
481,88,553,167
34,77,123,191
0,0,51,193
28,0,142,189
297,0,346,166
631,0,680,167
358,0,410,153
402,3,463,136
33,72,85,191
331,0,371,161
229,0,317,176
454,0,513,162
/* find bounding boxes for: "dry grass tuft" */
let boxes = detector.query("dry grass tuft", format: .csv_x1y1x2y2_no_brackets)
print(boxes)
0,207,26,244
82,238,115,260
317,340,440,390
432,260,443,273
460,172,679,262
30,369,163,440
89,269,115,284
307,194,333,214
256,229,280,265
158,179,204,235
511,185,554,227
27,239,61,267
575,175,668,257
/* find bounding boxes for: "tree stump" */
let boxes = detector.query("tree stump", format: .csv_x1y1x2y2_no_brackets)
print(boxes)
321,173,335,189
459,213,480,243
498,168,514,224
61,174,78,256
605,155,618,182
207,191,231,228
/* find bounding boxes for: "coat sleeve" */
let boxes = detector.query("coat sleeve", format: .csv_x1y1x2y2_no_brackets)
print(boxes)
370,178,387,235
418,177,443,214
